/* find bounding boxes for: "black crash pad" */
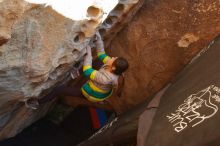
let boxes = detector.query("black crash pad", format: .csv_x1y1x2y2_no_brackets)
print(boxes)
144,35,220,146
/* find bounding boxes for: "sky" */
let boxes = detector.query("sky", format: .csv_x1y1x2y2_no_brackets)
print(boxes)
25,0,118,21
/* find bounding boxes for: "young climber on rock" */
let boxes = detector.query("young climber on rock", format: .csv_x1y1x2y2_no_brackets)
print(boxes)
81,32,129,102
25,32,129,109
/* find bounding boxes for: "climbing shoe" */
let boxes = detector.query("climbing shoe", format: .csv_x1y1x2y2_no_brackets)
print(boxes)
25,98,40,110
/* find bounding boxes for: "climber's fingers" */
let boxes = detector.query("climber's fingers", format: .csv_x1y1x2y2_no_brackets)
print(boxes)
95,31,102,40
70,68,80,80
86,45,92,54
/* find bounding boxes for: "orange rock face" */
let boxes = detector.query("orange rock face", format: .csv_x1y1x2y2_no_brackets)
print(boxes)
106,0,220,113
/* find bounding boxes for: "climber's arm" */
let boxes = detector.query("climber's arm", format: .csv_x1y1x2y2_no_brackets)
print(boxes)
83,64,111,84
83,46,108,83
95,32,111,64
83,66,98,81
83,46,97,80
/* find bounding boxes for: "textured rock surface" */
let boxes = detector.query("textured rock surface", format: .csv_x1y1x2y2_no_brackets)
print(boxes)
99,0,145,47
0,0,28,45
0,0,103,140
1,0,220,141
106,0,220,113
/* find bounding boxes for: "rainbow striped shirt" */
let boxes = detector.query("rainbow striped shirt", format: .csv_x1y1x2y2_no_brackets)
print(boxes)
82,51,118,102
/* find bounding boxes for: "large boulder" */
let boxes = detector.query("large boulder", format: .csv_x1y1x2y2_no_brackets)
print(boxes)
107,0,220,113
144,35,220,146
0,0,103,140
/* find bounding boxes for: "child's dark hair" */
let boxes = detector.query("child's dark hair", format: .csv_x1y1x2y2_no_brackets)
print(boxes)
112,57,129,75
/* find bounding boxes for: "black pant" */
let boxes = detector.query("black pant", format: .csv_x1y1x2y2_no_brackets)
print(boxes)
38,84,84,104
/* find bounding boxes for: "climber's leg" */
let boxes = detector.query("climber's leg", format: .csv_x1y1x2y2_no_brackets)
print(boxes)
38,85,84,105
24,85,63,110
25,84,85,110
38,85,66,104
25,60,103,110
58,86,84,98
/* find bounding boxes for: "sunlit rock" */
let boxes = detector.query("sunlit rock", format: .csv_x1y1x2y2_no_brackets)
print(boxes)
0,0,105,139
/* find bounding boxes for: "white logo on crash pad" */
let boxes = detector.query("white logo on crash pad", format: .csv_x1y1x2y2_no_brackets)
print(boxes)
166,85,220,133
